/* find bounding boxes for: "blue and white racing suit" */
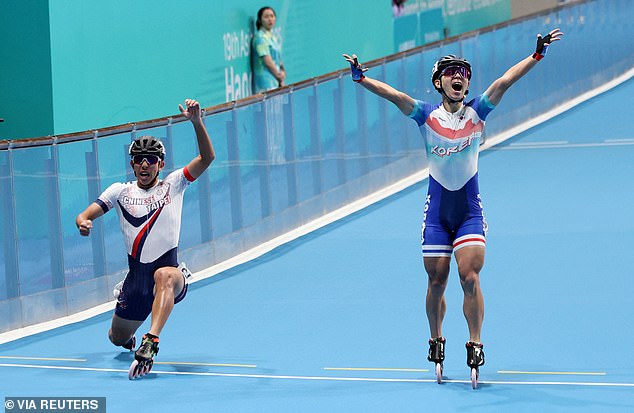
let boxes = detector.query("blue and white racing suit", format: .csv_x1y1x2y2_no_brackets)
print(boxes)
409,94,495,258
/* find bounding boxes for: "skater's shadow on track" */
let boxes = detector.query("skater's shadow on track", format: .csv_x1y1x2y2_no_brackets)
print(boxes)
442,375,491,390
114,351,134,362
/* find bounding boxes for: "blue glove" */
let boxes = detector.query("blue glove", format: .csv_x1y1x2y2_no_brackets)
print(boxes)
349,56,366,82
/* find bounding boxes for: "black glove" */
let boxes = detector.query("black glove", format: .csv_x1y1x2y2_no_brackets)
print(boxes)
533,33,552,61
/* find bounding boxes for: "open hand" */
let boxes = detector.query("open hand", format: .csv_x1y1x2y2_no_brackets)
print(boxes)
535,28,564,57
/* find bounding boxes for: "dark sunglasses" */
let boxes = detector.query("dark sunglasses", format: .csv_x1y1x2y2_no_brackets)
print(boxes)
132,155,160,165
442,65,471,79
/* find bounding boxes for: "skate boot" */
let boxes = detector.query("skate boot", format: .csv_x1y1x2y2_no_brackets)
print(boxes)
178,262,193,283
427,337,445,384
113,280,124,300
466,341,485,389
128,333,159,380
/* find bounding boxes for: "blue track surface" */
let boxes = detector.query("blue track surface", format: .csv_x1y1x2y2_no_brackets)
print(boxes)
1,79,633,412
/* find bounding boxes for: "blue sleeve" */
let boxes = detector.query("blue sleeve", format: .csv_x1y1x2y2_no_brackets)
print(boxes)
408,100,437,126
471,94,496,120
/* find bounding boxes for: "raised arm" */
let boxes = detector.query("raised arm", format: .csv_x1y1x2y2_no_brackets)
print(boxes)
484,28,563,106
343,54,415,116
178,99,215,180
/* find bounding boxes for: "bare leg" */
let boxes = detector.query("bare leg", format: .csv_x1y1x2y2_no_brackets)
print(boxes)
455,246,485,342
424,256,451,338
148,267,185,337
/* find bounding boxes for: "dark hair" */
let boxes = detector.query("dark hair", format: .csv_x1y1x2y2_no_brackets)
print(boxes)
256,6,275,30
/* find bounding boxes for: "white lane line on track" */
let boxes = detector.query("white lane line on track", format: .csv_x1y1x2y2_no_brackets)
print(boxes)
509,141,569,146
498,370,606,376
1,363,633,387
0,356,86,362
324,367,429,372
154,361,257,368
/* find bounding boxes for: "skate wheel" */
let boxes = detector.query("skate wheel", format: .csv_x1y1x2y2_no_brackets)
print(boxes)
142,360,153,376
128,360,140,380
471,367,478,389
139,362,149,377
435,363,443,384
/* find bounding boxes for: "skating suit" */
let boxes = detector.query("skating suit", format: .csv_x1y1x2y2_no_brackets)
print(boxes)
97,167,195,320
408,94,495,257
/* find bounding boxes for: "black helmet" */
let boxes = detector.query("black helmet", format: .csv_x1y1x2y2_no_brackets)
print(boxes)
431,55,472,87
128,136,165,160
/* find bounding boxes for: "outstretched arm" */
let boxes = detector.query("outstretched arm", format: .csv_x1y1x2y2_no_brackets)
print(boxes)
179,99,215,180
485,28,563,106
342,54,415,116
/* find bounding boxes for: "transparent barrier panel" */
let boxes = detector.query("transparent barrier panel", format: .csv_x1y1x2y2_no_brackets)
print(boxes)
96,133,130,276
169,120,207,249
316,79,343,198
265,95,292,216
59,139,96,286
234,103,262,229
340,76,363,186
0,150,14,300
291,86,321,206
207,110,233,240
383,58,415,158
13,145,55,296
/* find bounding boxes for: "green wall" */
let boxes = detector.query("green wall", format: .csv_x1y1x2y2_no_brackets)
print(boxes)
0,0,54,140
45,0,392,138
1,1,515,140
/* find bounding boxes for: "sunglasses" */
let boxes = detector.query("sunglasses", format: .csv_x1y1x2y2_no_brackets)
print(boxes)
442,65,471,79
132,155,161,165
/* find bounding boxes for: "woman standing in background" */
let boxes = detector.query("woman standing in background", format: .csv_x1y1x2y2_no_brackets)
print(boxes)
252,6,285,93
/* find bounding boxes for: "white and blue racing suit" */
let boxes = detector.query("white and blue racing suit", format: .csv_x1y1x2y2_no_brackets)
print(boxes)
409,94,495,257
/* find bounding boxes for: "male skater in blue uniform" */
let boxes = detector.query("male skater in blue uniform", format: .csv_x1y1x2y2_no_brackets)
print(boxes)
344,28,563,384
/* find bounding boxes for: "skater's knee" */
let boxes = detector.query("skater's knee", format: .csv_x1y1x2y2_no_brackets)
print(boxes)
459,271,480,294
109,329,122,346
109,328,131,347
154,267,178,290
427,273,448,294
